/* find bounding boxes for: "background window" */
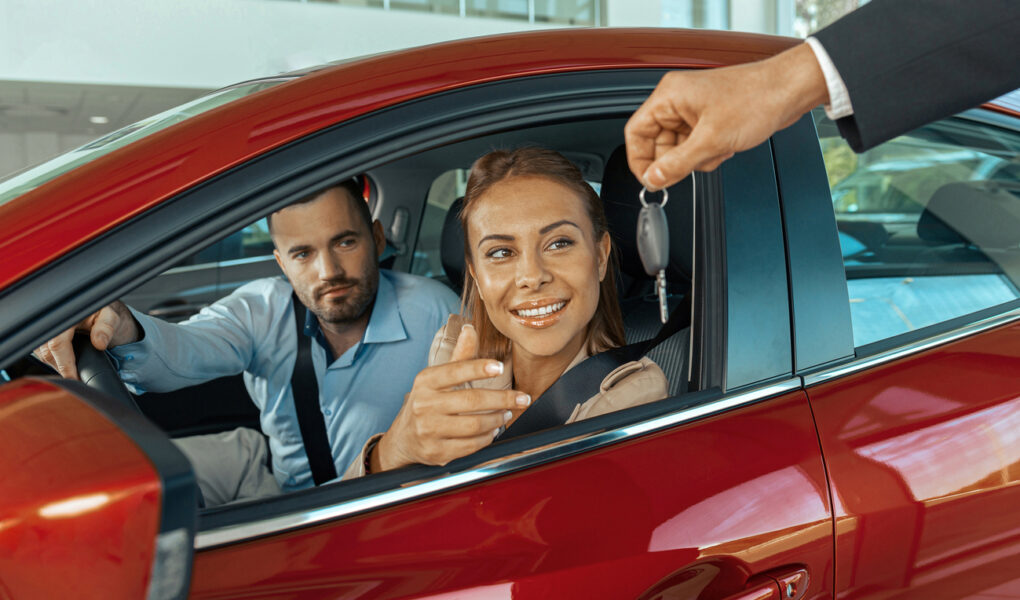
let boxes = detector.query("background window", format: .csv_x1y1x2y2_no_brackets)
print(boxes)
816,109,1020,347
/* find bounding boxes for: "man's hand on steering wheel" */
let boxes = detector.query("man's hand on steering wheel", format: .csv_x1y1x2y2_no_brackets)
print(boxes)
35,301,140,380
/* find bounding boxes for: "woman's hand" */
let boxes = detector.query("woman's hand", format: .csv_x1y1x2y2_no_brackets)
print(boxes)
372,324,531,472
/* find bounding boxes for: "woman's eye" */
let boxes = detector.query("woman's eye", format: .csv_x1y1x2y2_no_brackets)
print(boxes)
548,237,574,250
486,247,513,259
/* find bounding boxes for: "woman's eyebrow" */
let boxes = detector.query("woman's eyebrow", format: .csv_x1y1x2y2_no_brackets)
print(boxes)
539,220,581,235
478,233,514,247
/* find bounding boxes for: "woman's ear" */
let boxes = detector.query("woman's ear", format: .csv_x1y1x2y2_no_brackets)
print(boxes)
597,232,611,281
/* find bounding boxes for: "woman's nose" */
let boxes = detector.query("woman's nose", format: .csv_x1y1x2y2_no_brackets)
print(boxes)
514,251,551,289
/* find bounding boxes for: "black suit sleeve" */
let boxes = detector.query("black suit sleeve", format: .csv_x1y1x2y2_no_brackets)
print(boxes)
813,0,1020,152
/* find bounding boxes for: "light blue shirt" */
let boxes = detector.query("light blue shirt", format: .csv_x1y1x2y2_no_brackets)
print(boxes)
110,270,459,491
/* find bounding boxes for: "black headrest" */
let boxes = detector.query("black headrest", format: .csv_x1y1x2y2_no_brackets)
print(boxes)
600,145,694,284
918,181,1020,247
440,196,466,291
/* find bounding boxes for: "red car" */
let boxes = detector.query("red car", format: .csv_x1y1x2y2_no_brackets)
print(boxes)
1,28,1019,600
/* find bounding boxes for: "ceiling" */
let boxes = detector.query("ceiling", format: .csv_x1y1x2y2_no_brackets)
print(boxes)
0,80,210,137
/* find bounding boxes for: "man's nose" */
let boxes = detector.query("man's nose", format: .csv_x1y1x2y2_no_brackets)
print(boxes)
316,252,344,280
514,251,551,289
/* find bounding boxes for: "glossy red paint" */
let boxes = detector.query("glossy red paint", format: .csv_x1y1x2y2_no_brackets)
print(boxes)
0,29,796,293
190,391,833,599
807,322,1020,599
0,378,162,598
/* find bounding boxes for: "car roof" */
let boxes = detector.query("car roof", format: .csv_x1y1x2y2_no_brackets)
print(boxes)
0,27,805,290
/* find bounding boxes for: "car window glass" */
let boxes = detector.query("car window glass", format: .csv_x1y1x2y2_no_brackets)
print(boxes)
411,169,468,284
816,109,1020,347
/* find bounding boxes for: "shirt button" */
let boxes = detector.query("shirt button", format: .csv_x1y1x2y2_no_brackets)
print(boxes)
323,408,332,417
124,355,134,361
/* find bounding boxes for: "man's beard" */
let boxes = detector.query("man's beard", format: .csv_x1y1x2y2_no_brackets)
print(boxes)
302,269,379,325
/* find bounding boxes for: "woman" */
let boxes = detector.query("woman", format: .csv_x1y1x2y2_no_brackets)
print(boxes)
345,147,667,478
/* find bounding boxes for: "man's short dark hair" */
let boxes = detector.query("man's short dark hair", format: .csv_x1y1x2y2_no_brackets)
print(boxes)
267,177,370,236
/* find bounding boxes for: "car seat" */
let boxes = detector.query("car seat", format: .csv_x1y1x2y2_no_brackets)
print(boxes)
600,145,693,397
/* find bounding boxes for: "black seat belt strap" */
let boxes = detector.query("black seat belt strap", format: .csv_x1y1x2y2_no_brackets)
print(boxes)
497,291,691,442
290,293,339,485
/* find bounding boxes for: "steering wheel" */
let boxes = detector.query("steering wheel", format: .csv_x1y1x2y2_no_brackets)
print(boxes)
72,334,143,412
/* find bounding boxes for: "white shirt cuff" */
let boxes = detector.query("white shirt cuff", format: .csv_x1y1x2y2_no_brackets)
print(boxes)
805,36,854,120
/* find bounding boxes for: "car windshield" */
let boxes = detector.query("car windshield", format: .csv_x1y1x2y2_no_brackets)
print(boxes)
0,78,291,208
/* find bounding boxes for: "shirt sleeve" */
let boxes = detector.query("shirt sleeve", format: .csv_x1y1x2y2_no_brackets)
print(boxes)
804,36,854,120
109,281,278,393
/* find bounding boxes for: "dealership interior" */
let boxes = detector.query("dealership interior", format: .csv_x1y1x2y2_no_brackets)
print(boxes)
0,0,809,180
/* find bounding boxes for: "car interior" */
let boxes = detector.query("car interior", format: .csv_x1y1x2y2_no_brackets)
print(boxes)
5,114,706,515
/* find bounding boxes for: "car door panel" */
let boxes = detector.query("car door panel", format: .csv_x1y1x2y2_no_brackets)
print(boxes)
190,389,832,599
806,321,1020,599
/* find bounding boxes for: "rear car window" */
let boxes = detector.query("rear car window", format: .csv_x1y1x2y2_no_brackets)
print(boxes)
816,109,1020,347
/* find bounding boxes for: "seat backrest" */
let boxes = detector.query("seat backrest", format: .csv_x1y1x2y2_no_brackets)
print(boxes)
440,196,467,293
600,145,695,397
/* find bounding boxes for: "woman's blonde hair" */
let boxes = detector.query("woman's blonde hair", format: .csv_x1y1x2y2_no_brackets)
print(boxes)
459,147,625,360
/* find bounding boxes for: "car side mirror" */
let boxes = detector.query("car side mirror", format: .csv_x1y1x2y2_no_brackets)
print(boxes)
0,377,197,599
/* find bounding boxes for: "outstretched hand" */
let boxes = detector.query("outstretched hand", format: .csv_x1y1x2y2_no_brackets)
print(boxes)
625,42,829,190
34,301,140,380
372,324,531,472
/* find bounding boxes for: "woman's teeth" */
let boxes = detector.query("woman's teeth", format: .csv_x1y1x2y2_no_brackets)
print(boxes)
515,302,565,318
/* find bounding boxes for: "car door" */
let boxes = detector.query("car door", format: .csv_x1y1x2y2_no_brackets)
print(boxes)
776,108,1020,597
0,68,834,598
179,74,833,599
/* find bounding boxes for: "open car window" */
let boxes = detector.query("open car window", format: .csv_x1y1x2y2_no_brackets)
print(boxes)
1,70,797,554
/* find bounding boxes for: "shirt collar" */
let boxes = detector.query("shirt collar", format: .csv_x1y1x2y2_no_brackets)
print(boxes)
300,272,407,366
363,272,407,344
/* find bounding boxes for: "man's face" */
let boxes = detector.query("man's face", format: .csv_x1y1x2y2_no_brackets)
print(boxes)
272,188,385,326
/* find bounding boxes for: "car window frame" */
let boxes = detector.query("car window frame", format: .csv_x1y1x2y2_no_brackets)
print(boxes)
0,69,794,550
777,106,1020,381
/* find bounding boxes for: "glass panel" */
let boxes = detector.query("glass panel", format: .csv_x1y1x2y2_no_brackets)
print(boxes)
466,0,529,21
390,0,460,13
411,169,467,282
816,109,1020,347
662,0,728,29
534,0,597,25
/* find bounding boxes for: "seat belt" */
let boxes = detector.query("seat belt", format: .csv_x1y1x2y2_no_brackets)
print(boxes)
496,291,692,442
290,293,339,485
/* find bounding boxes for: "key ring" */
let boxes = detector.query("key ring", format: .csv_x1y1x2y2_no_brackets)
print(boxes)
638,187,669,209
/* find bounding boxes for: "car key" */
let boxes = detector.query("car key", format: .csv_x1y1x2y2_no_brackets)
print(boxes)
637,187,670,324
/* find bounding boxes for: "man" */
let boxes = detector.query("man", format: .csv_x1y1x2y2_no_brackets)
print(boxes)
626,0,1020,190
37,179,460,503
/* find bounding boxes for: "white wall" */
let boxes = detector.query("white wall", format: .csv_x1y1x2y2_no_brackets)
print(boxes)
607,0,662,26
0,0,557,90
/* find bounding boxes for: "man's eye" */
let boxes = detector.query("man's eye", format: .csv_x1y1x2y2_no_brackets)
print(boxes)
338,238,357,248
293,251,309,260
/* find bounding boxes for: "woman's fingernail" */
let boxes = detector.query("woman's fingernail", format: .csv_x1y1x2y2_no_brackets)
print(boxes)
485,361,504,376
503,410,513,422
516,393,531,407
493,428,501,438
463,323,475,331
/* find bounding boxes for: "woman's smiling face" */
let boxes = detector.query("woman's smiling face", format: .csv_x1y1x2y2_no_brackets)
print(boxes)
466,175,611,362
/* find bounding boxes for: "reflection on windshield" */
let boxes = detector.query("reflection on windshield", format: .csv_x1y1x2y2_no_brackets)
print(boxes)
0,78,290,207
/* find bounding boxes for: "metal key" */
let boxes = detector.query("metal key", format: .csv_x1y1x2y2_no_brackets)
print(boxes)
637,187,670,323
